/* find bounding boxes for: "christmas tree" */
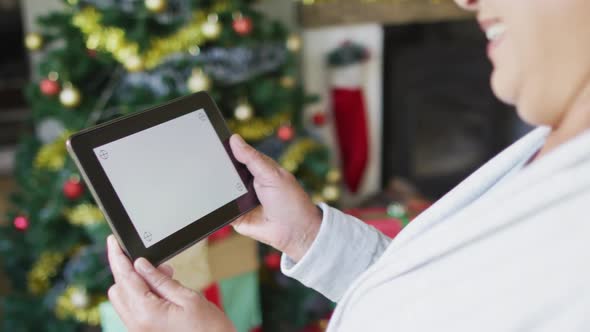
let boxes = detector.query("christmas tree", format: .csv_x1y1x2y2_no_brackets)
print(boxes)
0,0,338,330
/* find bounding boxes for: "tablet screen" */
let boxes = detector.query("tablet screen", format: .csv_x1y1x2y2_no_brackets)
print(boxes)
93,109,247,248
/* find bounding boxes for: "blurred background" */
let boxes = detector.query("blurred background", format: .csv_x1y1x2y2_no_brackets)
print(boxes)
0,0,532,331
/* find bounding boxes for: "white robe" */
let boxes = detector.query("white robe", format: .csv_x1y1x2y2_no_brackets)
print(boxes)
281,127,590,331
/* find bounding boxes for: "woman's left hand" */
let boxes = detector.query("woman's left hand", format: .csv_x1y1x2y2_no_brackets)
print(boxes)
106,235,236,332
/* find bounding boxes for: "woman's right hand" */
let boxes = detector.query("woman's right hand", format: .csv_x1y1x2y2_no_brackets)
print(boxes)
229,134,322,262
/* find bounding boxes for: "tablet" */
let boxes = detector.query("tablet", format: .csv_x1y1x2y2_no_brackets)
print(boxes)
67,92,259,266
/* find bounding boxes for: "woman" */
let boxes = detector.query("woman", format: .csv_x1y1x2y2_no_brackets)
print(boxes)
106,0,590,330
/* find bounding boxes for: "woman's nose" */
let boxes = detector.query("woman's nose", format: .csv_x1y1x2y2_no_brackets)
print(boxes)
454,0,479,11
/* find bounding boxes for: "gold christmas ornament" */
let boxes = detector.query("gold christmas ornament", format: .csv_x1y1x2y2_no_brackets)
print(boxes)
145,0,167,13
55,286,106,326
27,251,66,295
187,69,211,92
188,46,201,55
25,32,44,51
59,83,82,108
318,319,330,330
64,204,105,226
326,168,342,183
282,160,298,173
34,132,71,171
201,14,222,39
48,71,59,81
124,54,144,72
280,76,296,88
234,101,254,121
286,34,302,52
322,184,341,202
311,193,325,204
70,288,90,309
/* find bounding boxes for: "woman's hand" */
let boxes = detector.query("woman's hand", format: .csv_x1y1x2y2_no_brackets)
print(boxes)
106,235,235,332
230,134,322,262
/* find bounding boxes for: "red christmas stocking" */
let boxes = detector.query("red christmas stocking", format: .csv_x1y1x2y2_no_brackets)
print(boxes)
331,87,369,193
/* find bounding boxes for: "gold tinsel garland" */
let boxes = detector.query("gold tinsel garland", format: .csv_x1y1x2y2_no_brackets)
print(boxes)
27,251,66,295
64,204,105,226
227,112,292,141
279,138,323,173
34,132,72,171
55,286,106,326
72,7,213,70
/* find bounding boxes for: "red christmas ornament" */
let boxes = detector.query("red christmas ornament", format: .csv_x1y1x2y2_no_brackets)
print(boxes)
264,252,281,271
40,79,60,96
232,16,253,36
312,112,327,127
87,49,97,58
277,125,295,142
63,178,84,200
13,216,29,231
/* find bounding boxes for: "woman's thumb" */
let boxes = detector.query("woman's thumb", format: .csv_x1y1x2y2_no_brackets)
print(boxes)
230,134,281,180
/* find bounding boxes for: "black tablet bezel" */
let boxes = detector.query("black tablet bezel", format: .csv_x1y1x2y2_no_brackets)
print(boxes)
67,91,259,266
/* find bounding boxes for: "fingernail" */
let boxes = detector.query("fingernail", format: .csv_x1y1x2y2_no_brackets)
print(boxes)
136,258,154,274
107,235,115,248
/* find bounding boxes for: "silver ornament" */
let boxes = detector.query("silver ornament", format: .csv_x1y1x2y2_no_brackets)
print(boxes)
36,118,66,144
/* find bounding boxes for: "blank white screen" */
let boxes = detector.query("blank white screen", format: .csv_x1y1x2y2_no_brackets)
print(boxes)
94,109,246,248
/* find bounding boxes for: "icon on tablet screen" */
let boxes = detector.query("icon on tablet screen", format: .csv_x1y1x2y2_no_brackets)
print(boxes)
98,150,109,160
143,232,153,242
198,112,207,122
236,182,244,192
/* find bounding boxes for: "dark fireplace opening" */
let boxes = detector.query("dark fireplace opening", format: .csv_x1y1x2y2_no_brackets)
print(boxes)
381,19,528,200
0,0,29,147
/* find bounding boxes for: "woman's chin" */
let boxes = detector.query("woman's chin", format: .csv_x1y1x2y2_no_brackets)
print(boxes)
490,71,518,106
517,105,561,127
491,73,557,127
515,108,541,126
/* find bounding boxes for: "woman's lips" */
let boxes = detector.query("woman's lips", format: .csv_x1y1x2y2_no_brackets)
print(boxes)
480,19,506,61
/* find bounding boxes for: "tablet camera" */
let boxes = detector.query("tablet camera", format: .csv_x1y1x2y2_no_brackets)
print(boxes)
143,231,153,242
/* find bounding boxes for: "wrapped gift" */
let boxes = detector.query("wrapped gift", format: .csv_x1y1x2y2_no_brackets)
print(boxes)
345,207,405,238
100,230,261,332
204,231,261,332
345,198,431,239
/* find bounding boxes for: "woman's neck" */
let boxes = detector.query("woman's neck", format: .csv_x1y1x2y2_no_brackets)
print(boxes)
534,83,590,162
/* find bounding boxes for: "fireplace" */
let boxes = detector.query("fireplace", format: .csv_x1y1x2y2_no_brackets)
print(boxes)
0,0,28,174
298,2,532,201
381,19,527,199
